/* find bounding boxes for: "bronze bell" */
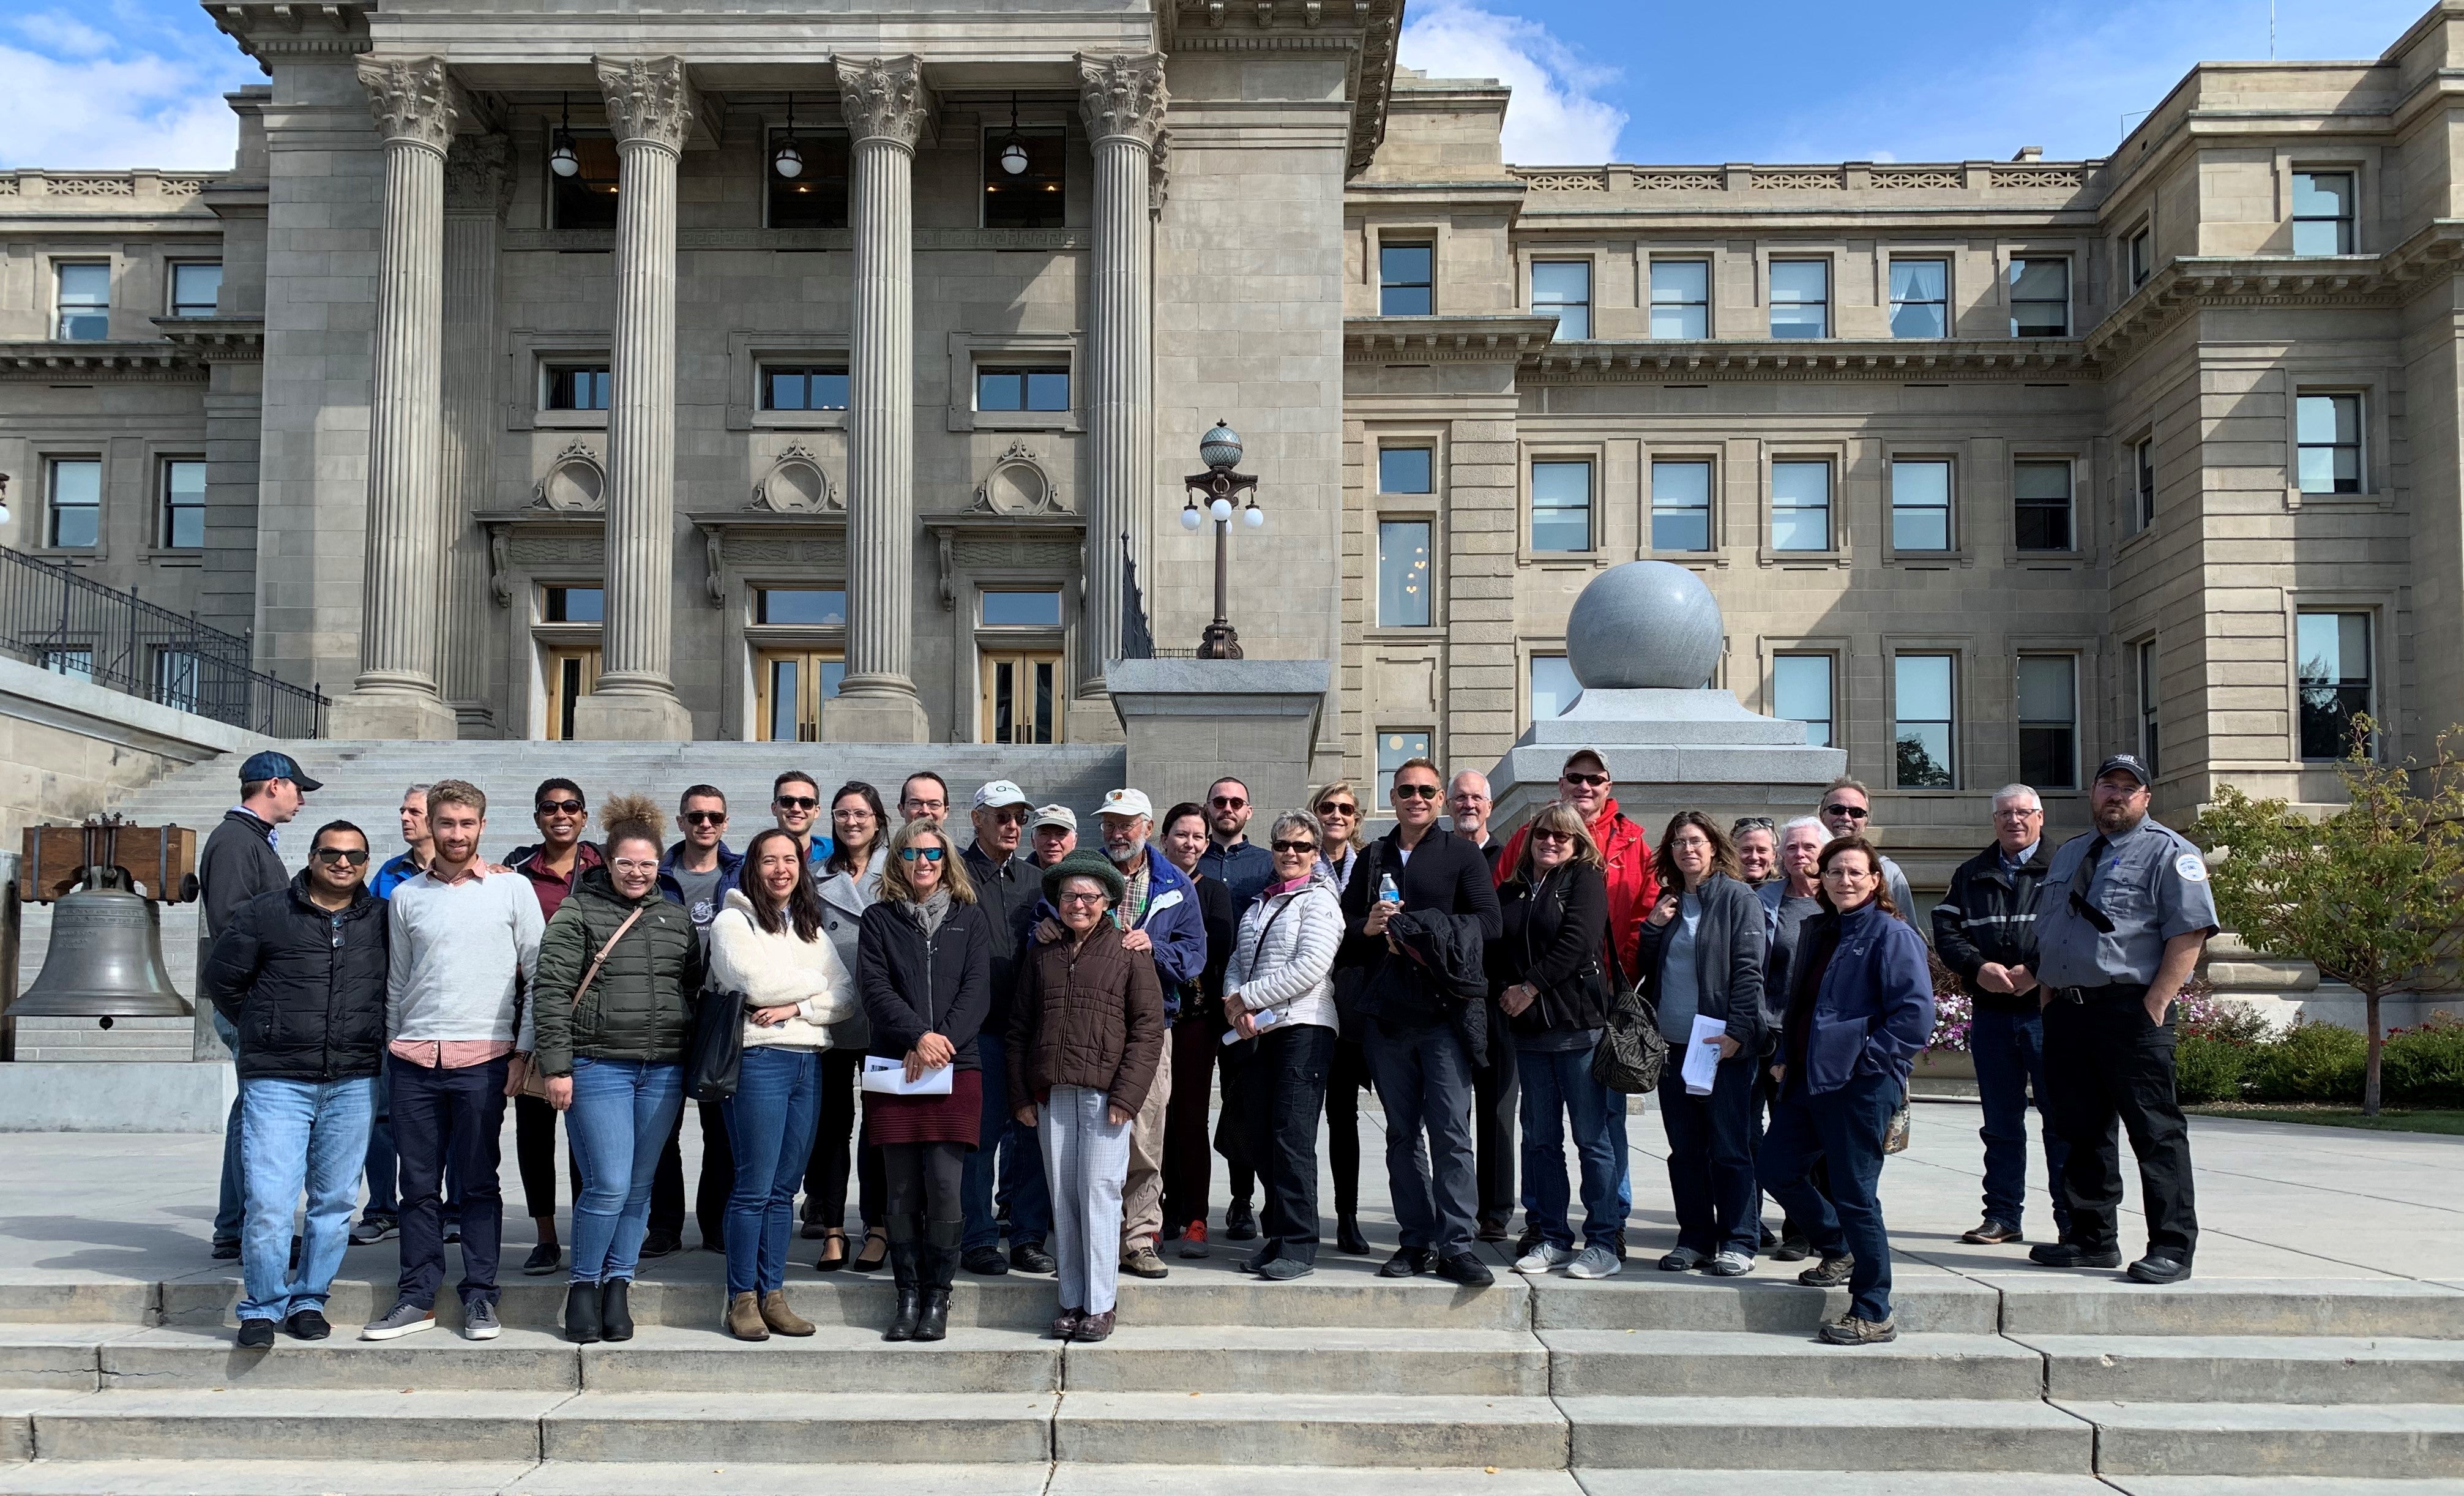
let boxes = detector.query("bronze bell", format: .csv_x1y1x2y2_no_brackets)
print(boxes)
12,875,193,1019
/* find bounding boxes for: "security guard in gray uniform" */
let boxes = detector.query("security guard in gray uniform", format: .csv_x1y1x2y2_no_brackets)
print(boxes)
2013,754,2217,1285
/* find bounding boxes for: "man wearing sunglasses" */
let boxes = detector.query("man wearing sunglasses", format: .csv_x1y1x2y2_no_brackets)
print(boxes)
503,778,601,1275
201,820,389,1349
1196,778,1275,910
769,772,835,873
647,785,745,1258
1816,779,1916,927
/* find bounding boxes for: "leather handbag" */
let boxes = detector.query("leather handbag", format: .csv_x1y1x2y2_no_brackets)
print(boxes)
1590,982,1670,1094
520,906,646,1099
686,986,748,1102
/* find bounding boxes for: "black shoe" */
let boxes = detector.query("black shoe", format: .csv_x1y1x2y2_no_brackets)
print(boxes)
236,1318,277,1349
2127,1252,2192,1285
1962,1218,2025,1246
1010,1241,1056,1276
1335,1216,1371,1256
521,1242,562,1276
638,1232,681,1260
914,1288,950,1342
1771,1233,1811,1263
443,1223,461,1245
962,1246,1009,1276
1476,1218,1512,1244
1224,1199,1259,1241
1237,1246,1280,1274
1376,1248,1435,1279
2029,1242,2123,1269
884,1241,922,1342
1435,1252,1495,1287
562,1282,602,1344
1797,1251,1854,1287
599,1279,634,1341
211,1240,240,1261
283,1308,330,1341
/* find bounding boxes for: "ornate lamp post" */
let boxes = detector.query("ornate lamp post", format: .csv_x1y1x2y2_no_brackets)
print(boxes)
1181,419,1263,659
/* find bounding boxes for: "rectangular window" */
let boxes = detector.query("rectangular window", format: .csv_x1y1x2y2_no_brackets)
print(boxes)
1378,446,1434,495
43,649,94,683
2296,393,2362,494
976,367,1070,413
1890,458,1952,552
550,134,619,231
2291,171,2356,256
544,365,611,411
2017,654,2078,790
1379,241,1434,316
768,129,850,229
1888,259,1947,339
1650,458,1713,552
1533,260,1591,340
1894,653,1956,789
543,586,605,624
1374,728,1433,808
2013,459,2074,552
981,589,1064,628
47,458,101,548
755,588,847,626
2138,638,2161,774
1769,260,1829,339
154,649,202,714
761,365,850,411
1773,653,1834,748
55,263,110,341
2134,437,2157,531
2127,223,2152,287
1529,654,1579,721
1529,460,1593,552
984,128,1066,230
168,262,223,318
1376,519,1432,627
2009,258,2070,337
1770,460,1832,552
160,459,206,550
1649,259,1709,338
2297,611,2373,760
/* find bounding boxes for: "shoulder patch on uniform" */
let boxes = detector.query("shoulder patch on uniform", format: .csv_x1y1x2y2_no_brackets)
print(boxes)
2174,852,2208,883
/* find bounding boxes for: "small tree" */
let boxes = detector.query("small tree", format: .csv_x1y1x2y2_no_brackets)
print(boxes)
2190,718,2464,1115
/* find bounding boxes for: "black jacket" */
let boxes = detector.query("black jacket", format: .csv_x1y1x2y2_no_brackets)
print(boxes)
1491,861,1613,1036
963,843,1037,1028
1190,873,1236,1028
1338,825,1503,1028
858,898,993,1071
199,872,390,1082
1932,841,2050,1013
200,808,288,941
1633,872,1773,1053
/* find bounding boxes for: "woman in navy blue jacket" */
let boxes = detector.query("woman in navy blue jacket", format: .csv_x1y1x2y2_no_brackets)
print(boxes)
1761,835,1936,1346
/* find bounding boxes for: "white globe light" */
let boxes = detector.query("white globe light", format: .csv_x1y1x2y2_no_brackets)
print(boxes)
1001,140,1030,176
1209,497,1233,522
550,141,580,178
1178,506,1202,531
1242,505,1265,529
774,141,804,179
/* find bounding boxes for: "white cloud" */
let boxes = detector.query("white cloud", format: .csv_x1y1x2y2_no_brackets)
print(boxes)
0,9,255,171
14,12,116,57
1399,0,1627,165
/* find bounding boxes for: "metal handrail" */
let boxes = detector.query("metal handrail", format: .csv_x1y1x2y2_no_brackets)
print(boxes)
0,544,327,738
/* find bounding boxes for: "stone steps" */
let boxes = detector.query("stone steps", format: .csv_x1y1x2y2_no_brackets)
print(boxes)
1558,1393,2095,1472
1540,1327,2045,1399
2072,1401,2464,1479
2020,1333,2464,1404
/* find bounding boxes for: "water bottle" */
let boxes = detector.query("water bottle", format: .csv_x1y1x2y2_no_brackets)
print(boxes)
1378,872,1400,905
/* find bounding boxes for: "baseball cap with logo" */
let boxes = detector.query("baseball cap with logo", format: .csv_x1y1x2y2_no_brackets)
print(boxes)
1029,804,1078,834
239,750,323,793
2094,754,2153,787
1097,788,1154,821
973,779,1031,810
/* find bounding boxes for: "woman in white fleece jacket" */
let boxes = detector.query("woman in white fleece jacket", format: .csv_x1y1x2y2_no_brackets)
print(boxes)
707,828,856,1340
1222,809,1346,1280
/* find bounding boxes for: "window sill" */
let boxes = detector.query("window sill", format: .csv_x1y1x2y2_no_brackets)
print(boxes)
2286,487,2395,511
1524,553,1605,571
143,548,204,564
1758,550,1848,569
1364,626,1441,641
750,410,849,432
535,410,609,430
2007,552,2085,569
949,410,1081,435
1646,549,1727,569
1884,549,1969,569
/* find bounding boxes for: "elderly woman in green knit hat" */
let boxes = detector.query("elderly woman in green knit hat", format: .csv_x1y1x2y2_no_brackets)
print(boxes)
1006,848,1165,1342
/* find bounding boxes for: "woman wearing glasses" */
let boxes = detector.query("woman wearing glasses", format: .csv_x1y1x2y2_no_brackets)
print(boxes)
1007,850,1165,1339
530,796,707,1344
1307,780,1375,1255
806,780,890,1271
857,817,992,1342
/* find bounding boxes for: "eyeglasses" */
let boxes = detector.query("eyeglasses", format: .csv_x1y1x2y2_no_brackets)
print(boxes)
681,810,726,826
1270,839,1318,855
1530,828,1574,844
611,858,659,875
1670,835,1713,851
1315,801,1357,817
903,799,948,814
1056,891,1108,906
1562,772,1610,788
1209,795,1247,810
1993,807,2044,820
311,847,368,866
831,805,873,820
775,796,819,812
537,799,584,816
1452,792,1490,804
900,847,946,863
1823,804,1871,819
1392,783,1440,801
985,807,1029,826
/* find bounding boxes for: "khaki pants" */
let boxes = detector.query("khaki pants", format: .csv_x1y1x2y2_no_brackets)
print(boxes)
1119,1049,1174,1251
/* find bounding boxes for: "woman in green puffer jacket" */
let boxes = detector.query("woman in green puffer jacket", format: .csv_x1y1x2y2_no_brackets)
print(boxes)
531,795,707,1345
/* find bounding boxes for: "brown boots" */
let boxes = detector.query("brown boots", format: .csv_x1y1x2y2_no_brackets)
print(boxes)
726,1291,768,1341
760,1290,814,1336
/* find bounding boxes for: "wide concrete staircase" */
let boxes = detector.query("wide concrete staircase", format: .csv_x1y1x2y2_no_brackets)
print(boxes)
2,1258,2460,1494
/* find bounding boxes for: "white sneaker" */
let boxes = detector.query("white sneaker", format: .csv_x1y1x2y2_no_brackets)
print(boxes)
1705,1250,1755,1277
1565,1244,1624,1279
1512,1242,1576,1275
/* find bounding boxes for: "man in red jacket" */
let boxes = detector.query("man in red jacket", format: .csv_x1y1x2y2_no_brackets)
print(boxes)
1493,749,1657,985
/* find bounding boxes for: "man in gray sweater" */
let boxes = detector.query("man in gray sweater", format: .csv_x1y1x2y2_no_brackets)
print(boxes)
362,780,544,1343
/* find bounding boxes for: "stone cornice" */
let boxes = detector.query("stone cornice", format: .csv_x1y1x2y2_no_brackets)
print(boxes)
1165,0,1399,180
356,54,459,154
0,341,217,379
1516,337,2097,383
200,2,370,73
153,320,267,363
836,56,936,151
498,226,1089,253
2083,223,2464,367
1077,53,1169,151
594,56,696,154
1344,315,1560,362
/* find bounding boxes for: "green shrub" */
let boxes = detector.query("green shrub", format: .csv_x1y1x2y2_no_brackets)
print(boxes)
2381,1014,2464,1109
2175,1035,2252,1104
2242,1020,2367,1103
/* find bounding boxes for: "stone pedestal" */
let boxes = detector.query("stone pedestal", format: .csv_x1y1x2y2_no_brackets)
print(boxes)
1108,658,1328,819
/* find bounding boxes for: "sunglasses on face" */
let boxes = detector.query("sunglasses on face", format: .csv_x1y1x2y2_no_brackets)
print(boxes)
901,847,946,864
1823,804,1870,819
681,811,725,826
775,796,819,812
1316,802,1356,818
1530,828,1574,844
537,799,584,816
1270,839,1318,855
311,847,368,866
985,807,1029,826
1210,795,1247,809
1562,772,1610,788
1391,784,1440,801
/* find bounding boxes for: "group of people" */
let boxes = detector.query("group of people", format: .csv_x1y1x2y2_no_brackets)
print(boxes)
193,735,2217,1353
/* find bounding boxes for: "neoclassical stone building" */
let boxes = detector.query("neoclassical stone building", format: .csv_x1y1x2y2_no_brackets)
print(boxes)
1,0,2458,890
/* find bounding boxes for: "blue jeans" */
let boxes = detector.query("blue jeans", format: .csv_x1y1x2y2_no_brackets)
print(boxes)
564,1058,687,1286
1763,1068,1900,1322
1516,1045,1622,1250
1970,1004,2072,1238
964,1034,1052,1252
722,1046,822,1295
213,1014,245,1246
1659,1052,1763,1258
236,1075,375,1322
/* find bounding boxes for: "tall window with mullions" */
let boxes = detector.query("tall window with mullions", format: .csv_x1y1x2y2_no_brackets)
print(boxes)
2296,611,2373,760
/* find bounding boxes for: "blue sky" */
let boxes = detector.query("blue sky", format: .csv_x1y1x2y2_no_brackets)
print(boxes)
0,0,2439,171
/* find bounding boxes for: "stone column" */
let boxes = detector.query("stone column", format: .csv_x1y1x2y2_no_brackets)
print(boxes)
331,55,460,741
441,132,509,731
574,56,696,741
1077,53,1168,698
824,55,935,743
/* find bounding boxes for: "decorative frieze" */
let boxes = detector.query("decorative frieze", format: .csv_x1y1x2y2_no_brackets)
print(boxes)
595,56,695,154
1870,168,1962,190
1520,171,1608,192
836,56,935,149
356,55,458,155
1750,169,1844,190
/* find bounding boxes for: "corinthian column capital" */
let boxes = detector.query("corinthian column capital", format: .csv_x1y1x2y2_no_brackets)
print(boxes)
357,54,459,154
1077,51,1168,151
442,132,512,217
594,55,696,153
835,56,936,149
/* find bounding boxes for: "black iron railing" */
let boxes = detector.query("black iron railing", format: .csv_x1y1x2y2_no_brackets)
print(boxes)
0,544,327,738
1120,539,1196,660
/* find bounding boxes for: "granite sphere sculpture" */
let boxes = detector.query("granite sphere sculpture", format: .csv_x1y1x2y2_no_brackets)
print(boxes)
1565,560,1724,690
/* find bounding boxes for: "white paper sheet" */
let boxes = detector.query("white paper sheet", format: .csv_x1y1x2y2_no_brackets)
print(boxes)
860,1054,955,1096
1682,1014,1727,1095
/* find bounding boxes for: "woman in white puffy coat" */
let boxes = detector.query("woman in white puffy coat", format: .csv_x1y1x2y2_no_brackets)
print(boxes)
707,828,857,1339
1222,809,1346,1281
